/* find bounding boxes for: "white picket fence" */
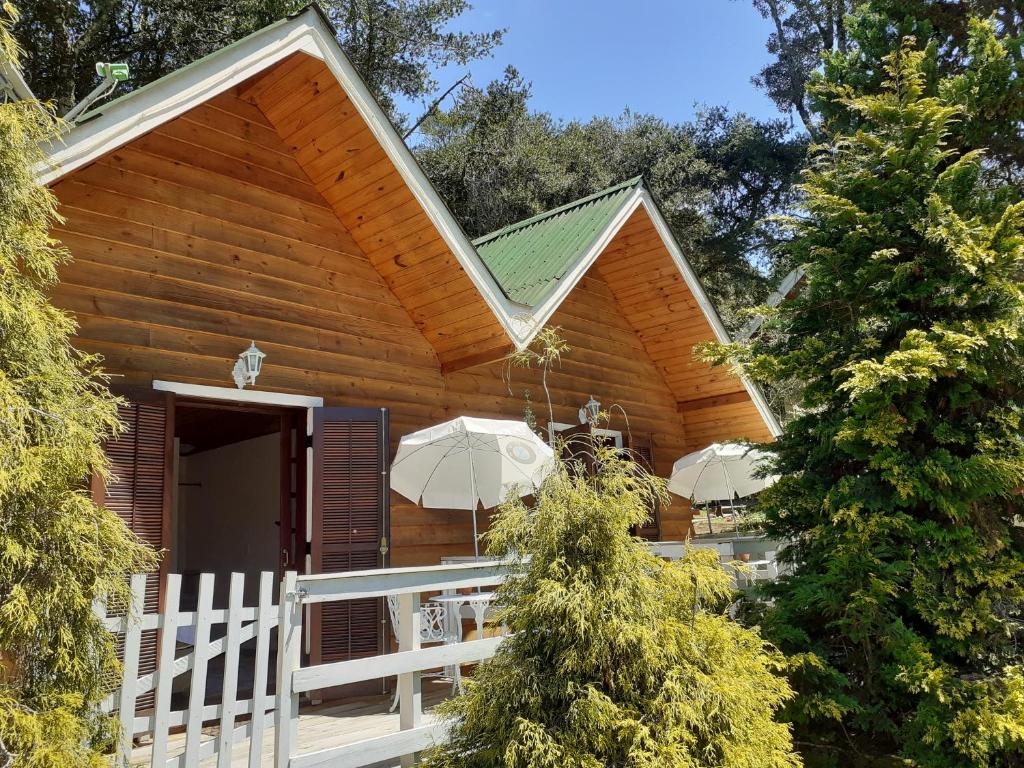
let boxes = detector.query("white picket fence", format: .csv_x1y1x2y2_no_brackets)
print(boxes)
98,561,508,768
96,571,279,768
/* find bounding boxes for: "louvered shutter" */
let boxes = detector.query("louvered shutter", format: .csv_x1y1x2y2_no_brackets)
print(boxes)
623,433,661,540
96,396,172,708
310,407,389,667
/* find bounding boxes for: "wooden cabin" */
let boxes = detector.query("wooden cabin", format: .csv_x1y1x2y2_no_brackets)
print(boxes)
39,6,780,669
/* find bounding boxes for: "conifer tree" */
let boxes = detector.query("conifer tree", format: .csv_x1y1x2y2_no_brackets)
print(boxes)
704,27,1024,767
0,6,157,765
424,442,799,768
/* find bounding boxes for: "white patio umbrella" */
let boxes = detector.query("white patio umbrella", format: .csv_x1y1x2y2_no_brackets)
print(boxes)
668,442,778,503
390,417,555,557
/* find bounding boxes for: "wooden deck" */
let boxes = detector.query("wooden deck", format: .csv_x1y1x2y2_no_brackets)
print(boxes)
125,686,451,767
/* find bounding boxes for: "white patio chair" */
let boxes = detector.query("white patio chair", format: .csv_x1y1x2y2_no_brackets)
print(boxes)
761,551,780,580
386,595,453,711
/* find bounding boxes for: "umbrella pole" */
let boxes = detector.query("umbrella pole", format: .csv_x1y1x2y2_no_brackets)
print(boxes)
468,444,483,595
468,443,481,562
472,509,480,559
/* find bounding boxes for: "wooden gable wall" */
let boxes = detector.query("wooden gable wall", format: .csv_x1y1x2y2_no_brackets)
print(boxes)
237,52,510,371
595,207,774,450
49,91,443,407
407,266,700,564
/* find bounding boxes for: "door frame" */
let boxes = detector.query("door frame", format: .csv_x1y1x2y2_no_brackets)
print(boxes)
171,397,306,576
153,379,324,573
153,380,323,409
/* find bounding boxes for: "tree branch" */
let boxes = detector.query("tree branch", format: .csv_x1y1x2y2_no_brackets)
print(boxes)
764,0,820,138
403,73,469,139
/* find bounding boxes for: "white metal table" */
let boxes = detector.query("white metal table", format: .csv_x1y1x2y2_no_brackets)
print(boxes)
430,591,498,642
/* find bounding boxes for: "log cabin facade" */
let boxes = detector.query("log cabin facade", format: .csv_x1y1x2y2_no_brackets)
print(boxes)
39,7,780,668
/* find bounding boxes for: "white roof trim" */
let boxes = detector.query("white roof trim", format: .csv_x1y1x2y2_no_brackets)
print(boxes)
297,11,523,341
1,59,37,102
38,16,316,185
504,187,782,439
36,8,521,343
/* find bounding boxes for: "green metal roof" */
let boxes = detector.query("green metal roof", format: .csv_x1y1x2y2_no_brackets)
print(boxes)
474,176,643,307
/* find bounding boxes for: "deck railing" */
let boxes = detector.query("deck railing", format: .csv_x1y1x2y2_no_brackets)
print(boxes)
96,571,279,768
99,542,781,767
99,561,510,768
276,560,508,768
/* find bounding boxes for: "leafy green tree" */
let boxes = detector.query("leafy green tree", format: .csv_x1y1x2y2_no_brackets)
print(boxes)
12,0,501,123
0,8,157,765
414,68,568,238
424,442,799,768
744,0,1024,186
745,0,857,136
416,68,806,326
704,30,1024,766
10,0,284,114
816,2,1024,190
320,0,502,121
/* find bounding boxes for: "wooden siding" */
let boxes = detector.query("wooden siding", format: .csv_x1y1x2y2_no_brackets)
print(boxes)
238,53,509,370
595,207,774,449
388,267,699,565
49,77,772,568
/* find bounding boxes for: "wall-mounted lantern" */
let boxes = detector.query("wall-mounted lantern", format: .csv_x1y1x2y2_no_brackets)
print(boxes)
232,341,266,389
579,395,601,425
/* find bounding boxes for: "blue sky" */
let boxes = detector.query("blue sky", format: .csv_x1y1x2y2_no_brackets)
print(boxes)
401,0,785,126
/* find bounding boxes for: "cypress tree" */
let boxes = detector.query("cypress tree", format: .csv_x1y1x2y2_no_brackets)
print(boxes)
705,27,1024,767
0,6,157,765
425,443,799,768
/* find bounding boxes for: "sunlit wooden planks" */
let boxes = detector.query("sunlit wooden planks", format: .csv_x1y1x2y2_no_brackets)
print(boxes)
244,52,508,367
595,207,770,442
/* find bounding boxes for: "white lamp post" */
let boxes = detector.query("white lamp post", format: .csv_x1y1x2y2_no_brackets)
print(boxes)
232,341,266,389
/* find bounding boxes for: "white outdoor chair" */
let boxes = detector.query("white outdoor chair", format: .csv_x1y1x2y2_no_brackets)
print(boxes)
746,560,777,582
734,552,779,587
760,551,780,580
386,595,453,711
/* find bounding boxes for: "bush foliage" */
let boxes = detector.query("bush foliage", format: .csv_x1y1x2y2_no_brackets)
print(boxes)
425,441,799,768
0,6,157,765
705,28,1024,767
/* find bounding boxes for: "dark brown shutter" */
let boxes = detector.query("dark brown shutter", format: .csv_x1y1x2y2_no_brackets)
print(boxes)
310,407,389,667
623,433,661,540
97,396,173,709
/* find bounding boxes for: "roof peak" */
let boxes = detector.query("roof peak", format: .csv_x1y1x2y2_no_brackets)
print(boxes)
75,5,328,123
473,175,644,246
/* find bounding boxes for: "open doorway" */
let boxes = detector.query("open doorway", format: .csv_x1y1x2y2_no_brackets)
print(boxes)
172,401,305,607
169,400,305,705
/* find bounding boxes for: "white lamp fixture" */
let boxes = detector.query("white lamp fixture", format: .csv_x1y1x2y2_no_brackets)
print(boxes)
579,395,601,424
232,341,266,389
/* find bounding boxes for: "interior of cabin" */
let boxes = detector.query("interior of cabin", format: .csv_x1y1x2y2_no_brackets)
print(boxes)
171,402,304,610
